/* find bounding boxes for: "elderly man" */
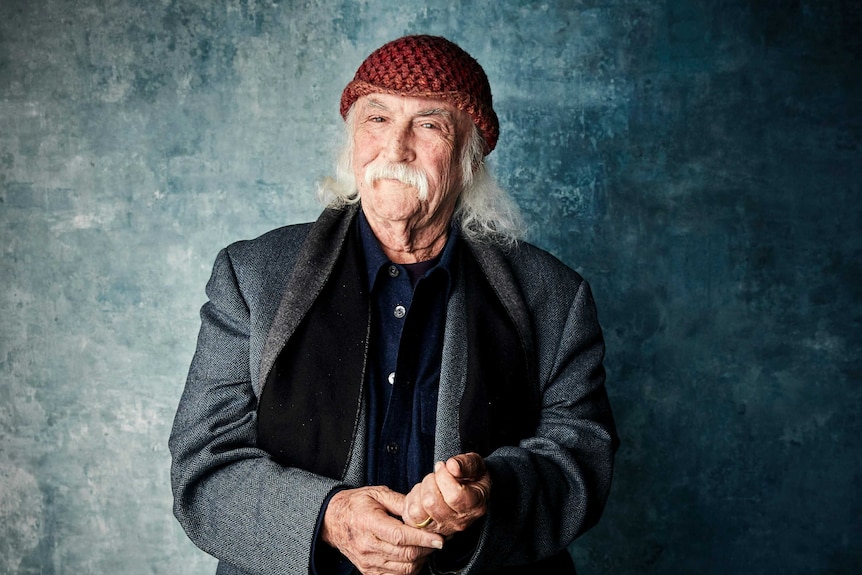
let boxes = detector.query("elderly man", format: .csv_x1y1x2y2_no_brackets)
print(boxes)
170,35,617,575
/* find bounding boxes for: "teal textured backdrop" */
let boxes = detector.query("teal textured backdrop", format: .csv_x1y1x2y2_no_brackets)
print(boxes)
1,1,860,573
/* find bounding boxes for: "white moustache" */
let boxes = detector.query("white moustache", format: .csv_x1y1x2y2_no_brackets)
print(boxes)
364,162,429,200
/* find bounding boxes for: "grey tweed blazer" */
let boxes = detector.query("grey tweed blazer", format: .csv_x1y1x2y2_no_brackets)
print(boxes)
169,204,617,575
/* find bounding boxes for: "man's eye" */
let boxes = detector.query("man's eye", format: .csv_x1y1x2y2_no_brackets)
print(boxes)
420,122,437,129
369,116,386,123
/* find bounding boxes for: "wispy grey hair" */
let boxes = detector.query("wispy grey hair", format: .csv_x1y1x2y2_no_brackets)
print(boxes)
317,106,523,246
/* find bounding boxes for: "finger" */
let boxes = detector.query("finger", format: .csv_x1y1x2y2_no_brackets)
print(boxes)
369,485,408,517
444,454,492,508
420,465,463,522
353,547,430,575
446,452,486,481
421,463,449,507
351,515,442,573
435,466,484,514
372,508,443,550
367,526,440,559
416,468,480,537
377,555,431,575
435,462,468,504
390,523,445,551
403,483,430,526
327,488,442,559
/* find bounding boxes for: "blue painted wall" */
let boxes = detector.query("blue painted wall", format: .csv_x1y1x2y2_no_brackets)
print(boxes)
1,1,859,573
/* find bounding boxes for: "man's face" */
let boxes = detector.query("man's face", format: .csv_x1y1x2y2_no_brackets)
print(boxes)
351,93,471,232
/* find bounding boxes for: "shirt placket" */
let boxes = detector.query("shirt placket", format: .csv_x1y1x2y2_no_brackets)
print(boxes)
375,263,415,493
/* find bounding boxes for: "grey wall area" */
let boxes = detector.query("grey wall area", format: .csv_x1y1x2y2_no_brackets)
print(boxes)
1,1,859,573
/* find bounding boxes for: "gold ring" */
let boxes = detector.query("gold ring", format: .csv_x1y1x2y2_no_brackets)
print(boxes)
414,516,433,529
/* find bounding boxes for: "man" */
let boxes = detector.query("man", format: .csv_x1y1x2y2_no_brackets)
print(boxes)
170,35,617,575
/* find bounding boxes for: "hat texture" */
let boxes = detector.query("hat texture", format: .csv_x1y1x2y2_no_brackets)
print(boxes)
340,35,499,153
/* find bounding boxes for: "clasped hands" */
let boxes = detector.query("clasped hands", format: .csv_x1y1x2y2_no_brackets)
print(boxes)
321,452,491,575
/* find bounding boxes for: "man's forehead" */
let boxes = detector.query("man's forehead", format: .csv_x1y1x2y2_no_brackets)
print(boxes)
359,93,466,118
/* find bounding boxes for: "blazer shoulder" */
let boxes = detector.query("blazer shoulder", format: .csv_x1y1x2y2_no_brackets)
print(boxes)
465,238,595,357
215,221,314,280
222,205,356,273
203,222,317,315
504,240,587,295
225,221,314,260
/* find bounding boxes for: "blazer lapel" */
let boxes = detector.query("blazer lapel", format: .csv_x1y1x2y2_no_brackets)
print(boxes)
466,240,536,372
436,269,469,461
256,204,370,481
435,240,539,460
258,205,359,393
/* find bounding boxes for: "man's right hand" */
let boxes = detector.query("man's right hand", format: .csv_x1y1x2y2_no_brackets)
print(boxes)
320,486,445,575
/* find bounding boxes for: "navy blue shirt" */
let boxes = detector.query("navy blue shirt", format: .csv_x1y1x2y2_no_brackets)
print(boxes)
359,210,457,495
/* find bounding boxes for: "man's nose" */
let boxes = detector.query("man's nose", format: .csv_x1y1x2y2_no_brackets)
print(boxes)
384,124,415,163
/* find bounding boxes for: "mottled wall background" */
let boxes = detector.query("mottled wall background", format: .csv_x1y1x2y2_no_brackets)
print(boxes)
1,0,859,573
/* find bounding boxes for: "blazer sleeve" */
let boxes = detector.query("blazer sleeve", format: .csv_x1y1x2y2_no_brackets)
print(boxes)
169,247,344,575
464,276,618,573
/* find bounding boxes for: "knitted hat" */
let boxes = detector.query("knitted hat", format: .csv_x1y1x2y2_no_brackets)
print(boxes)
340,35,499,154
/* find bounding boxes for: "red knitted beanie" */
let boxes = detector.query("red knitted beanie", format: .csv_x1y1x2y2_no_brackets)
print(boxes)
340,35,499,154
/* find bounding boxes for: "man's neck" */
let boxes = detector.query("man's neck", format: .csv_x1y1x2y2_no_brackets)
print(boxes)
361,209,450,264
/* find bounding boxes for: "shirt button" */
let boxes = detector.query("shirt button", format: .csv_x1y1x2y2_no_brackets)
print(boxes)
388,372,396,385
386,442,399,455
388,265,400,278
393,305,406,319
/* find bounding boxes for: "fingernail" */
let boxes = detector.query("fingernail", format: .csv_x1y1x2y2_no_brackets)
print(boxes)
432,539,444,549
435,461,443,471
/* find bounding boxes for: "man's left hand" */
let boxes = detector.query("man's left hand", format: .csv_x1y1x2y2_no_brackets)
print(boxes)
402,452,492,537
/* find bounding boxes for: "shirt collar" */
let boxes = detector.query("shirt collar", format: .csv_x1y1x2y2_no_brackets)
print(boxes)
358,206,459,293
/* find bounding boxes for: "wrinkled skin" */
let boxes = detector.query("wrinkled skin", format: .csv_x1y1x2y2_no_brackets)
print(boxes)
402,453,492,538
320,486,444,575
321,454,491,575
